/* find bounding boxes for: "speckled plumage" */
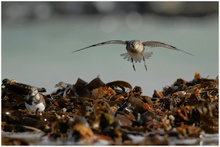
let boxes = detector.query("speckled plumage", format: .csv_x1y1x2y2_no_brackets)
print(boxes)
25,87,46,114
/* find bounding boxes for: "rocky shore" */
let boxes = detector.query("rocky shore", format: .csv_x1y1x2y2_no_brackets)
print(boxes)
1,72,218,145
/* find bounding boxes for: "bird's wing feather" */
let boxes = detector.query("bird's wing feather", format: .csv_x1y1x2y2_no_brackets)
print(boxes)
72,40,126,53
143,41,193,56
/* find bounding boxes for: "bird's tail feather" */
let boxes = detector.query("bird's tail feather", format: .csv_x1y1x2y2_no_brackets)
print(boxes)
121,51,153,63
143,51,153,59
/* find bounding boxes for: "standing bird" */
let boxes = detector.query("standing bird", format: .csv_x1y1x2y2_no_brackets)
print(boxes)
25,87,46,114
54,81,72,97
72,40,193,71
2,78,46,95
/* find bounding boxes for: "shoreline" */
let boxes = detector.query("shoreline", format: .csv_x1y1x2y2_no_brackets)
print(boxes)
2,72,218,145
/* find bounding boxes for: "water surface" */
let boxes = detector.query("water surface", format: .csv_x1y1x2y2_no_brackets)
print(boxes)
2,14,218,95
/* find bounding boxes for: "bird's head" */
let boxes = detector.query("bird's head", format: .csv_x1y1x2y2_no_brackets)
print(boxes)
55,81,67,89
29,87,39,97
133,41,140,49
2,78,11,86
126,40,143,53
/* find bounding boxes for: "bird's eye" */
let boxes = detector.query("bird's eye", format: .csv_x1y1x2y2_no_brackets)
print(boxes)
134,42,138,47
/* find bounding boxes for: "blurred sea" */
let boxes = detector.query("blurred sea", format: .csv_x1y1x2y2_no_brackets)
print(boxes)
2,14,218,96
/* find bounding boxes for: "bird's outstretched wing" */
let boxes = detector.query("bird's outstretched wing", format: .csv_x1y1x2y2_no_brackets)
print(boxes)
143,41,193,56
72,40,126,53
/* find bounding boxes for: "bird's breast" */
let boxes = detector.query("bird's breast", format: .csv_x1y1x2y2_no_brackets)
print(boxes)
25,101,45,112
126,50,146,62
126,44,144,53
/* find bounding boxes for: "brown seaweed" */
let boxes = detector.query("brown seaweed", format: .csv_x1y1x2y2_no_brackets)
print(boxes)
1,73,218,145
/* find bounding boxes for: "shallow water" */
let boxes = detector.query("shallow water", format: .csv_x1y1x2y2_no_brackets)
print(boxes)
2,14,218,95
2,131,219,145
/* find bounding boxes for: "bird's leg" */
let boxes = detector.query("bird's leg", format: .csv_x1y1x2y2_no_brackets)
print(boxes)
35,108,39,115
143,56,147,71
131,58,136,71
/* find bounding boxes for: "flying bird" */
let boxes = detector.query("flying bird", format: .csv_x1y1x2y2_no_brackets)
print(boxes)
72,40,193,71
